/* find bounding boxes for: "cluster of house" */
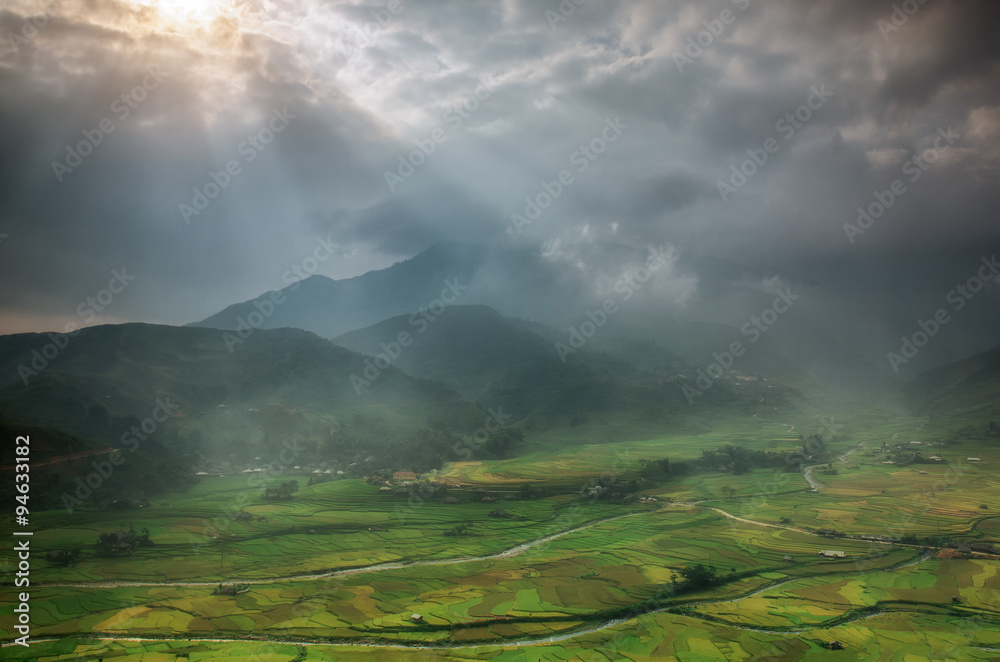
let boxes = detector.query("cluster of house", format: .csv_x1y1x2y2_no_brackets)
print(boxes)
857,534,899,544
947,542,1000,555
375,471,421,495
815,528,899,546
816,528,846,538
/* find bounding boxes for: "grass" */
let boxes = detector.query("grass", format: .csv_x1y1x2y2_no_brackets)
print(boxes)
4,396,999,660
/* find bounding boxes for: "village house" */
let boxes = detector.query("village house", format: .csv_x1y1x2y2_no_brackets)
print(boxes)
394,471,418,481
819,550,846,558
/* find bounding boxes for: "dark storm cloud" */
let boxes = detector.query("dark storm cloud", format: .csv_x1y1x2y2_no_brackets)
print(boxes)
0,0,997,362
320,183,502,255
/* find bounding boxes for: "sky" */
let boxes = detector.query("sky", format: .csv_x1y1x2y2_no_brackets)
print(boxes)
1,0,998,356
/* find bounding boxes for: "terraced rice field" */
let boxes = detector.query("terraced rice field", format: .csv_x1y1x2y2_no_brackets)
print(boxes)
3,408,998,660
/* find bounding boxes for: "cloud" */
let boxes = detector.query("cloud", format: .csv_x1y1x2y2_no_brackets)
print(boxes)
0,0,996,360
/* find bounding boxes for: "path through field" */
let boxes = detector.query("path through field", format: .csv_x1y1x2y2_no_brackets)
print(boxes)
37,512,644,589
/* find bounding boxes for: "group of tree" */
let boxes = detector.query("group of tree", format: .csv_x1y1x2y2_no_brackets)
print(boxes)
477,428,524,460
578,471,642,503
0,420,195,512
214,583,250,596
233,510,266,523
263,480,299,500
640,440,830,485
46,549,81,567
96,525,151,557
670,564,721,593
517,483,551,499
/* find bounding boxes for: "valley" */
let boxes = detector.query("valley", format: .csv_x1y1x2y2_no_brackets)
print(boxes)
5,2,1000,658
1,280,998,662
3,358,999,660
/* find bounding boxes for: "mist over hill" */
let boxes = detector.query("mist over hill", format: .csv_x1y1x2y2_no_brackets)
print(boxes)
0,323,489,490
191,242,488,339
335,304,676,418
191,241,1000,387
906,343,1000,427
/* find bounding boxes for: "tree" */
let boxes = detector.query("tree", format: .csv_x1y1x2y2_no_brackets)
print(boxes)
97,532,118,556
84,404,111,432
263,480,299,500
674,564,719,591
47,549,81,567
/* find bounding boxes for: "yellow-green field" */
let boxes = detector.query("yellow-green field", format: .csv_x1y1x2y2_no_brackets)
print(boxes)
3,399,999,660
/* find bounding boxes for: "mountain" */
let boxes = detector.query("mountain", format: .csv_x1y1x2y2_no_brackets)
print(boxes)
907,344,1000,426
189,240,644,340
190,240,884,388
0,417,194,511
333,305,785,425
335,305,633,416
191,241,488,338
0,323,485,478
